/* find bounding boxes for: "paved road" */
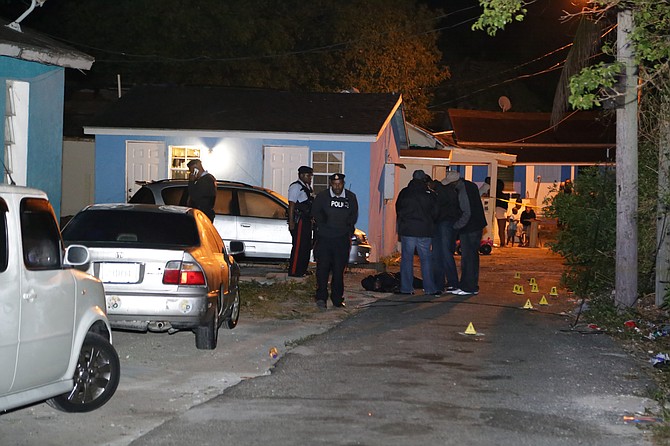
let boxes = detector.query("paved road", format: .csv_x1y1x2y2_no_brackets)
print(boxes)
0,249,658,445
130,248,657,446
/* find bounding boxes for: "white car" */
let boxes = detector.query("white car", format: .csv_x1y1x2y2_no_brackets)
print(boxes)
0,185,119,413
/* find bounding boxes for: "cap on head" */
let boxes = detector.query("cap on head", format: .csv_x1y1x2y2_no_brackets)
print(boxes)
298,165,313,174
412,169,426,181
329,173,345,181
442,170,460,185
187,159,202,168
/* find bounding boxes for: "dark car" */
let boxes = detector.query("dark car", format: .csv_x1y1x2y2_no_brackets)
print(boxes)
129,179,372,264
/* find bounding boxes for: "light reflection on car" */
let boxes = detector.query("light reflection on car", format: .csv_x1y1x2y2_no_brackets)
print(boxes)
61,203,242,350
128,180,371,264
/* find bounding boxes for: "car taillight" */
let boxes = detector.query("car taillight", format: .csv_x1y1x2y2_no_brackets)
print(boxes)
162,261,206,285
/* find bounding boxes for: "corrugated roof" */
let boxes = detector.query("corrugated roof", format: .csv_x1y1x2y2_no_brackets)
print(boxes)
0,19,93,70
88,86,402,136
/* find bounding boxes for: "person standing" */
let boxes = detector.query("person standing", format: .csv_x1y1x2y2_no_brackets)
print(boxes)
395,170,440,296
287,166,315,277
494,179,508,247
186,159,217,221
453,174,487,296
311,173,358,309
432,170,461,293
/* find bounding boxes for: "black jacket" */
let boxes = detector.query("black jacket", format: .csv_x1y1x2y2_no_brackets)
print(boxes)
312,189,358,238
395,179,437,237
454,179,487,233
187,173,217,221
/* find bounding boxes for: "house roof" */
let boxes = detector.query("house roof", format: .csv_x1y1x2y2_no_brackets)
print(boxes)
86,86,403,140
0,19,94,70
448,109,616,164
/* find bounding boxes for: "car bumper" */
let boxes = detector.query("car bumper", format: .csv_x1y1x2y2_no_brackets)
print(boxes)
105,291,215,331
349,243,371,264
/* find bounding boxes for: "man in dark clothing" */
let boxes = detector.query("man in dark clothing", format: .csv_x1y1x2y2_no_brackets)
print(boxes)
287,165,314,277
186,159,217,221
432,170,461,293
395,170,440,295
453,175,487,295
311,173,358,309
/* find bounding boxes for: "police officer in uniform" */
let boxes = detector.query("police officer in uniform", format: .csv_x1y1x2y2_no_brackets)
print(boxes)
287,165,314,277
311,173,358,309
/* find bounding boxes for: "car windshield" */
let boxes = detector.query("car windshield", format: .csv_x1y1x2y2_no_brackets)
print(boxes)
62,209,199,247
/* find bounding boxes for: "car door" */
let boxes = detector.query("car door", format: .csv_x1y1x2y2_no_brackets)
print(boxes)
210,187,237,251
13,197,75,390
236,189,292,258
0,198,18,393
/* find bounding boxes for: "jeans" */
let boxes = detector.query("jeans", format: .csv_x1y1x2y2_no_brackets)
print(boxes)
432,220,459,291
400,236,438,294
459,229,483,293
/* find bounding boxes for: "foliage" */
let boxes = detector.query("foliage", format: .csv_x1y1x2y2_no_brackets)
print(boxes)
24,0,448,126
472,0,527,36
544,167,617,296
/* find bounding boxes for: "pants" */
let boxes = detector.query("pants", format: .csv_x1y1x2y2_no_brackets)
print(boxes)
288,217,312,276
432,220,459,291
314,234,350,304
400,236,438,294
459,229,483,293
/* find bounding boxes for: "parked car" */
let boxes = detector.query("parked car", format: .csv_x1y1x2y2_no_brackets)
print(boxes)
128,179,372,264
61,204,241,350
0,185,119,413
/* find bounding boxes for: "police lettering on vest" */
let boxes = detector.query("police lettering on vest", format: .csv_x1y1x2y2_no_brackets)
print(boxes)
330,200,349,208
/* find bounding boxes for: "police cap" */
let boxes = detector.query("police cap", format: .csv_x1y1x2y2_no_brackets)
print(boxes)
329,173,345,181
298,165,313,174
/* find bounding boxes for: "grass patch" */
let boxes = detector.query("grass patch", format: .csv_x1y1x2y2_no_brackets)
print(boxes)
239,276,318,319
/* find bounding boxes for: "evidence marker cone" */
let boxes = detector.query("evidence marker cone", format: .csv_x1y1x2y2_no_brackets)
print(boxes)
529,278,537,285
518,285,525,295
512,284,520,294
549,286,559,296
523,299,534,309
530,283,539,293
539,295,549,306
464,322,477,335
514,272,521,279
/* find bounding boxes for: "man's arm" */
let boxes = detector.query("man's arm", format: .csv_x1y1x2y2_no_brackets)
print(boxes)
454,183,471,230
288,201,297,232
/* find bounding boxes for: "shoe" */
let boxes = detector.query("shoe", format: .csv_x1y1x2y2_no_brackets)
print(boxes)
453,289,475,296
428,290,443,296
332,301,346,308
446,288,462,294
315,300,327,310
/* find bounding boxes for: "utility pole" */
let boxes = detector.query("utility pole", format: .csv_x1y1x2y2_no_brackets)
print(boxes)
615,9,638,308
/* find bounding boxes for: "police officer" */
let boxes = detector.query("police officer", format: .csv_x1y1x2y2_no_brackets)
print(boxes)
311,173,358,309
287,165,314,277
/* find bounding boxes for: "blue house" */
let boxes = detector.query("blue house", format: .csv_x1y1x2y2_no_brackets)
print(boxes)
84,86,410,261
0,18,93,216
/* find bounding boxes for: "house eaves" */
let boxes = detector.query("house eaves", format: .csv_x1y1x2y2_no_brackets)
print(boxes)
0,19,93,70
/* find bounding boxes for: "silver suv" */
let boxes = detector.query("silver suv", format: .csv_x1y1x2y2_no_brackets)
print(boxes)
0,185,119,413
129,180,371,264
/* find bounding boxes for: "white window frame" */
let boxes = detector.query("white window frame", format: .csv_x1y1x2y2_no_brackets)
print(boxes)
311,150,344,195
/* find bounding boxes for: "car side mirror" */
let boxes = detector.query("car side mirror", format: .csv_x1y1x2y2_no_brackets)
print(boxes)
64,244,90,267
228,241,244,256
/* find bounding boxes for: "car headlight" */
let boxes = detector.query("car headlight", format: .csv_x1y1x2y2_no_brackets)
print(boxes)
352,229,368,244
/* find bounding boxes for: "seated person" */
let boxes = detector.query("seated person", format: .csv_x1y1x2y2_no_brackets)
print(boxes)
519,206,536,246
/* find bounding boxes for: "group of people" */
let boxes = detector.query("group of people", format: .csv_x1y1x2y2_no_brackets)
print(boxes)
396,169,487,296
287,166,359,310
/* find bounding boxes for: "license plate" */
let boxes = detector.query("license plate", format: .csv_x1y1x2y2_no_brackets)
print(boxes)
99,263,140,283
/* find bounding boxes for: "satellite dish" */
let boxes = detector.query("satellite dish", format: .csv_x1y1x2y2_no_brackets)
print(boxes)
498,96,512,112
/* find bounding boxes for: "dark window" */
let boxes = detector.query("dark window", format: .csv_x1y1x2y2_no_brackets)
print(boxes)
161,187,188,206
238,190,286,219
62,209,199,247
128,186,156,204
21,198,62,270
0,199,8,272
214,188,234,215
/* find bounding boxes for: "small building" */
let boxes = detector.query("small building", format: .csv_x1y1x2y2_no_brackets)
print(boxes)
0,17,93,216
84,86,410,261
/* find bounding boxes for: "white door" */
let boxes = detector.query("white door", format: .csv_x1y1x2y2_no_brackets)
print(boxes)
0,198,18,393
263,146,308,197
126,141,164,201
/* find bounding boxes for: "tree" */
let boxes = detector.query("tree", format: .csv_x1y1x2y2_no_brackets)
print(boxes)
23,0,448,125
472,0,670,308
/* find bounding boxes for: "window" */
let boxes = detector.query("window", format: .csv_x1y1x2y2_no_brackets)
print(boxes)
238,191,286,219
20,198,61,270
169,146,201,179
312,151,343,194
0,199,7,272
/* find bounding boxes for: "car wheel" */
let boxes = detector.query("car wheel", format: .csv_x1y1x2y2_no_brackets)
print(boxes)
195,306,218,350
223,286,241,330
479,244,492,255
46,332,120,413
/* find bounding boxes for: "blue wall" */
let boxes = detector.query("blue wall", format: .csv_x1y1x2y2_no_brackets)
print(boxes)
93,134,373,233
0,57,64,216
